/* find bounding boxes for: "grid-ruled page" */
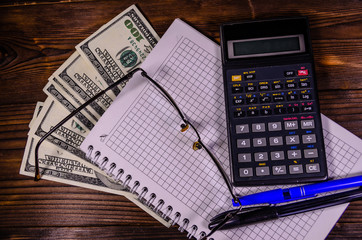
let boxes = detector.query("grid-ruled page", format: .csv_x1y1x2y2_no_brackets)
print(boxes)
81,19,362,240
105,36,230,221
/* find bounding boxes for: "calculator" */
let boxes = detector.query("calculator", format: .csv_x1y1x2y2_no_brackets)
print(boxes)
220,17,327,186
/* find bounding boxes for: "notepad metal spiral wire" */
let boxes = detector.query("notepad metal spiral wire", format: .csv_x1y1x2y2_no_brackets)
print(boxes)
86,145,211,240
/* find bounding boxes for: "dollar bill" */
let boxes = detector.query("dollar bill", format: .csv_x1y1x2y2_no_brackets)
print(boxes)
26,101,115,185
51,52,117,119
76,4,159,96
20,135,170,227
29,101,44,128
21,4,168,228
28,98,90,160
43,77,97,128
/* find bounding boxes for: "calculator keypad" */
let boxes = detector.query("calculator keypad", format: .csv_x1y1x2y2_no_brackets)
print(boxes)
225,63,327,186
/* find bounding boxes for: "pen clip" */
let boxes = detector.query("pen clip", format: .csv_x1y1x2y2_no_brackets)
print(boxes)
209,206,265,225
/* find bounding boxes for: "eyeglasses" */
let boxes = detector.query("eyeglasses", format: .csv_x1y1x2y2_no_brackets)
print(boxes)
34,68,242,238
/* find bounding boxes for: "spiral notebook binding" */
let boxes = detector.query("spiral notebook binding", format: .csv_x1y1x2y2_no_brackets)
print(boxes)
154,199,164,213
138,187,148,201
107,162,116,176
100,157,109,170
131,181,140,194
178,218,189,233
93,151,101,166
187,225,198,239
162,205,173,219
86,145,206,239
198,231,207,240
123,175,132,190
171,211,181,226
146,193,156,207
116,168,124,182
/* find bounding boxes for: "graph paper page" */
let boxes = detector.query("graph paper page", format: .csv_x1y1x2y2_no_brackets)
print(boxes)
81,19,362,240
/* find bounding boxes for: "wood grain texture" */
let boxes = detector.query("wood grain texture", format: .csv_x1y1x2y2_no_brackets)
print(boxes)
0,0,361,239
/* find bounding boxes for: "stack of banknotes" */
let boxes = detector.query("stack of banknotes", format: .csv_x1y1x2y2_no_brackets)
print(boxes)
19,5,168,225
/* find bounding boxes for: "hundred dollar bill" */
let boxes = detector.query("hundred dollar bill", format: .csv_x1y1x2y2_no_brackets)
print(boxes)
50,52,117,119
20,135,170,228
43,77,97,128
29,101,44,128
76,4,159,96
28,98,90,160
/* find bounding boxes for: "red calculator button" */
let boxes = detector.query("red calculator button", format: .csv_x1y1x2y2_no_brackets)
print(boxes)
298,69,309,76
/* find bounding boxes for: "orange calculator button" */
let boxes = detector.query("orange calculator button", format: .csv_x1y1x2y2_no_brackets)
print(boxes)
232,75,242,81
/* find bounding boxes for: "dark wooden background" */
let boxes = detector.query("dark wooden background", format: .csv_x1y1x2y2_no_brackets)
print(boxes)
0,0,361,239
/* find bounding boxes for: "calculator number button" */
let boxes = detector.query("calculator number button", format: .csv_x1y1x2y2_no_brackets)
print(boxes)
286,135,300,145
302,134,316,144
272,165,287,175
306,163,320,173
271,151,285,160
236,124,249,134
268,122,282,131
289,165,303,174
256,167,270,176
255,152,268,161
284,120,298,130
252,123,266,132
270,136,283,146
287,150,302,159
237,139,250,148
239,168,253,177
238,153,252,162
304,149,318,158
253,138,267,147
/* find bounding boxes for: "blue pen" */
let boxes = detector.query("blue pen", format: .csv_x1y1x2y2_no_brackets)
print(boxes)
233,175,362,207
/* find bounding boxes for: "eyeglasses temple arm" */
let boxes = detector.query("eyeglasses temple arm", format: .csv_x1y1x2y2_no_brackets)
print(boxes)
140,71,188,124
34,68,144,181
197,139,240,204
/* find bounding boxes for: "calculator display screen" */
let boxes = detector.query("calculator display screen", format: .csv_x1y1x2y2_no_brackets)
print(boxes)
228,34,305,59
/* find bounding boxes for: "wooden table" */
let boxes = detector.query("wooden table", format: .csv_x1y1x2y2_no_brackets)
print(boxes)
1,0,361,239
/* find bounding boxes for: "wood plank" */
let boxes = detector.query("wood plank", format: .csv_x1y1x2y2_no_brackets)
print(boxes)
0,1,361,104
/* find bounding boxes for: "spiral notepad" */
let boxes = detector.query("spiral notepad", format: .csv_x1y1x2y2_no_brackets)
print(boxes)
80,19,362,240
